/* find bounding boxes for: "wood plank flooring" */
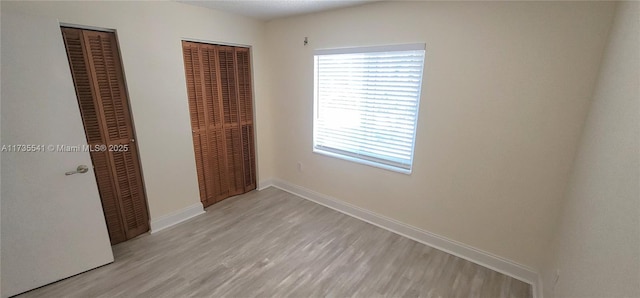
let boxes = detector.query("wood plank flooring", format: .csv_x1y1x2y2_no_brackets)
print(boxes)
19,187,531,298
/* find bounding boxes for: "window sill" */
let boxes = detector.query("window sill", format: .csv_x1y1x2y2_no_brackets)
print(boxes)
313,148,412,175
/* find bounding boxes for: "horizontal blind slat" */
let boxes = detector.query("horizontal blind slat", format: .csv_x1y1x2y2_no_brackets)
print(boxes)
318,129,413,145
316,132,414,155
317,121,417,133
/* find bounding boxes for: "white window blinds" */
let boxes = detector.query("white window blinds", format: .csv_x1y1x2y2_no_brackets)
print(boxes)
313,43,425,174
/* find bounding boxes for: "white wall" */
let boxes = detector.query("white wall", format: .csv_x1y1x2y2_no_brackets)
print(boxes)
541,2,640,297
1,1,274,220
265,1,616,269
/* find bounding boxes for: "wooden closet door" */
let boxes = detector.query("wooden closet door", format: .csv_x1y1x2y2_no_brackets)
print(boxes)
183,42,256,208
217,46,244,197
62,28,149,245
183,42,229,206
235,48,256,191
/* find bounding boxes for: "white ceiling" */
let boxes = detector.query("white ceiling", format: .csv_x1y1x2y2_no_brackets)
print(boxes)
178,0,381,21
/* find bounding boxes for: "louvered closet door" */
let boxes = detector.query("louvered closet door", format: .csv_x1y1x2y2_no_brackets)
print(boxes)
182,42,256,208
183,42,229,206
218,46,244,197
235,48,256,191
62,28,149,245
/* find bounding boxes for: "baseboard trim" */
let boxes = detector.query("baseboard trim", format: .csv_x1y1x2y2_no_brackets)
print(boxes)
149,202,205,234
258,179,275,191
264,178,540,294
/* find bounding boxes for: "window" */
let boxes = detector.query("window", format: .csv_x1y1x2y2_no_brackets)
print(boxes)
313,43,426,174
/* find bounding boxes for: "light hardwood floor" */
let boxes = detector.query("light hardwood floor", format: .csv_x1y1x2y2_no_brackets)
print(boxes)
20,187,532,298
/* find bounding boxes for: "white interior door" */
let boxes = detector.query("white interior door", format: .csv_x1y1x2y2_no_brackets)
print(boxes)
1,12,114,297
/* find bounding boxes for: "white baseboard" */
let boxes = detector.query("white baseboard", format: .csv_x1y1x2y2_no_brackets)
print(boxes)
264,178,540,295
258,179,275,191
149,202,205,234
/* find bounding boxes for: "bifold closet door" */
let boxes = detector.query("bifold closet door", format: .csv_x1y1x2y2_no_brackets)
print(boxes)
235,48,257,192
182,41,256,208
62,27,149,245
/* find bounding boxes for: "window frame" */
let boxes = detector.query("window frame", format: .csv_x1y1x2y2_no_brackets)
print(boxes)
312,43,426,174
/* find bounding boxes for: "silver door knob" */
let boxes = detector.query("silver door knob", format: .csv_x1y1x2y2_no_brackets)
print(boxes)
65,165,89,176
